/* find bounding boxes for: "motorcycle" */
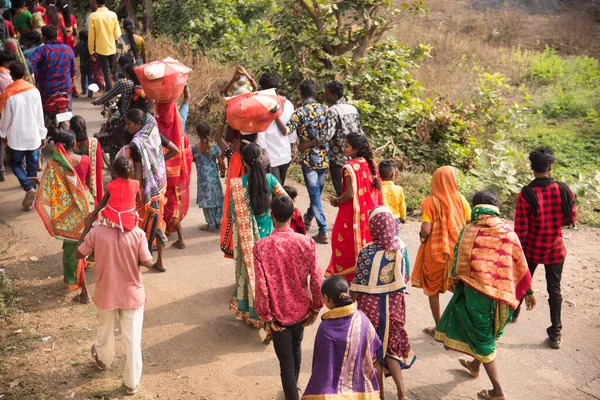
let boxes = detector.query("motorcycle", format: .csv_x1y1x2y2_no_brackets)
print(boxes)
43,93,72,142
94,94,124,169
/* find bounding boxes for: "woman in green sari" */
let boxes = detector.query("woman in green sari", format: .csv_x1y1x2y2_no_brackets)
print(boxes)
435,190,536,400
228,142,287,329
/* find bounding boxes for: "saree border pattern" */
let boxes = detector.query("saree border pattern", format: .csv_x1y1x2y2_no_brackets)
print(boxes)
434,330,497,364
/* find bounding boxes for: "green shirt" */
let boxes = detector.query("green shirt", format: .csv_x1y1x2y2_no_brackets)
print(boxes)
13,10,32,31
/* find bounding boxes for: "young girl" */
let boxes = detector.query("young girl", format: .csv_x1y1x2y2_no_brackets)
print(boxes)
302,276,381,399
59,130,92,191
326,133,383,282
192,122,225,232
352,206,416,400
92,156,140,232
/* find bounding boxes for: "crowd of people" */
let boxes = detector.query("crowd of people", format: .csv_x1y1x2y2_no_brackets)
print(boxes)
0,2,578,399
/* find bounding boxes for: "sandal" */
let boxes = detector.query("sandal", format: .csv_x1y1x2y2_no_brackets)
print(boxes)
125,386,138,396
422,327,436,337
152,263,166,273
171,240,186,249
477,389,506,400
73,294,90,304
90,344,107,371
459,358,480,378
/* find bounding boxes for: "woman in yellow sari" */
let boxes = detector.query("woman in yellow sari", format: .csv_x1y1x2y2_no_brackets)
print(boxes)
411,166,471,335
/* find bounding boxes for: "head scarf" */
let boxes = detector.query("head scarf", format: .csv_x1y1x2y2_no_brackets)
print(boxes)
430,166,466,242
368,206,400,251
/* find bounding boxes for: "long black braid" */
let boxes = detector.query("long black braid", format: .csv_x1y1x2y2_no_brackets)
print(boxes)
346,133,381,190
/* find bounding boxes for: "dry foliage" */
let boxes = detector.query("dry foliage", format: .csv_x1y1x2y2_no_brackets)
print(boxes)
144,35,232,135
395,0,599,102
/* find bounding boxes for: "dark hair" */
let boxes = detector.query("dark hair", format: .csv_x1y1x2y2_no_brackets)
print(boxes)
271,195,294,223
321,276,353,308
123,64,139,85
259,72,281,90
326,80,344,99
196,121,211,138
41,25,58,41
0,51,15,65
69,115,87,141
472,189,499,207
346,134,381,190
123,18,139,59
57,0,72,27
21,29,42,45
529,147,555,173
96,0,106,5
44,2,60,28
378,160,396,181
118,53,134,68
242,143,270,216
54,130,76,150
282,185,297,200
8,61,26,80
78,29,88,41
125,108,146,125
12,0,25,9
112,156,133,179
299,80,317,99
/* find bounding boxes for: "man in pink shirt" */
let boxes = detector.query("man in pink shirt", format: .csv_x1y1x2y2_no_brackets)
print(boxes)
75,215,153,396
253,196,323,400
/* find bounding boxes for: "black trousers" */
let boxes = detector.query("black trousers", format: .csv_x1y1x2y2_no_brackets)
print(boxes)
271,162,290,186
98,54,116,91
272,321,304,400
514,260,564,341
330,162,344,197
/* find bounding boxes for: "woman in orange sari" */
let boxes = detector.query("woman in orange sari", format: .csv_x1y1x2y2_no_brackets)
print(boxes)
325,133,382,283
411,166,471,335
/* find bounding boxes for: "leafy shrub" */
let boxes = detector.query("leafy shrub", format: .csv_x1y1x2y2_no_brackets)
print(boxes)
0,272,18,316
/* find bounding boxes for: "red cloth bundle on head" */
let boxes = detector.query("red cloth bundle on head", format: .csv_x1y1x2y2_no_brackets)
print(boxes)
135,58,191,102
226,90,285,133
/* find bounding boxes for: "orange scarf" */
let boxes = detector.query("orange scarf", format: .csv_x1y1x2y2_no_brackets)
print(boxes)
0,79,36,113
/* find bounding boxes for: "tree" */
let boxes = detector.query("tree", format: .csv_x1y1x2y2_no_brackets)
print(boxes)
142,0,153,32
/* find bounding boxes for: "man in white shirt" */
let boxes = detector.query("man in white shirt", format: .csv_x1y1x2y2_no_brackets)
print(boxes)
0,61,47,210
257,72,296,185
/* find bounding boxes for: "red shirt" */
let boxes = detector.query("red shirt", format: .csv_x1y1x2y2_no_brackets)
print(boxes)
253,227,323,326
515,181,576,264
103,178,140,231
73,155,91,187
290,207,306,235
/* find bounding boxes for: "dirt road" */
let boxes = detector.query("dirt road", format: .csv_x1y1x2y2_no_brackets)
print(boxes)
1,97,599,399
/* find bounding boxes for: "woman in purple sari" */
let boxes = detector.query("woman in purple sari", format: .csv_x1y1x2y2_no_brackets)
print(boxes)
302,276,381,400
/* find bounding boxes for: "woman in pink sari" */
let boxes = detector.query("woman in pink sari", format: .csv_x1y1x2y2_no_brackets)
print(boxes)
325,133,382,282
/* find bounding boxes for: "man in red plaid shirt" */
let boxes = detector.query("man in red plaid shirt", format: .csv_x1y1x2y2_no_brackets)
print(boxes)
514,147,576,349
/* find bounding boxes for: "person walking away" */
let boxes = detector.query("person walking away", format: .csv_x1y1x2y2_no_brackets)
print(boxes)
253,196,323,399
87,0,120,91
29,25,75,103
92,62,141,115
0,50,14,182
302,276,381,399
75,205,153,396
379,160,407,232
351,206,415,400
435,190,537,400
286,80,329,244
229,143,287,329
71,115,103,204
192,121,225,232
74,30,93,97
411,166,471,336
513,147,576,349
21,29,43,59
2,0,32,34
282,185,306,235
0,61,46,205
256,72,296,185
115,17,145,79
35,130,93,303
325,133,382,283
41,0,66,43
57,0,76,47
30,2,46,33
321,80,362,197
123,108,179,272
91,155,139,232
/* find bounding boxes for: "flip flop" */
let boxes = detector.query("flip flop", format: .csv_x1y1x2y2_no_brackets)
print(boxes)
422,327,436,337
73,294,90,304
90,344,107,371
152,263,166,273
459,358,480,378
477,389,506,400
171,240,186,249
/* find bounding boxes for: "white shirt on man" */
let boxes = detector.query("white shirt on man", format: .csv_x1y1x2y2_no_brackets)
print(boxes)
0,87,47,151
257,98,297,168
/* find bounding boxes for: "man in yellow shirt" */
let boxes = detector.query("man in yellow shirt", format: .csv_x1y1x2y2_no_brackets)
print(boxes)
88,0,121,91
379,160,407,229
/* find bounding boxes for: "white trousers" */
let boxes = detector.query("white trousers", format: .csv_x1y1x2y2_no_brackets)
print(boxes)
95,306,145,389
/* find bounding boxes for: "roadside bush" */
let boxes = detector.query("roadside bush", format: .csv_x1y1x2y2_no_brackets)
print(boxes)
0,272,18,316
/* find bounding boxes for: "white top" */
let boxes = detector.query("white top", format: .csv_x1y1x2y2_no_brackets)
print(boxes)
257,98,297,167
0,87,47,151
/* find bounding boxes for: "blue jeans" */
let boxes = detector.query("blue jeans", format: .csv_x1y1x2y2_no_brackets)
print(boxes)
80,64,94,96
10,149,39,192
302,167,327,235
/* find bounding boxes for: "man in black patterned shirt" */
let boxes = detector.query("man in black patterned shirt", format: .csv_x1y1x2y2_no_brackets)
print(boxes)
320,80,363,196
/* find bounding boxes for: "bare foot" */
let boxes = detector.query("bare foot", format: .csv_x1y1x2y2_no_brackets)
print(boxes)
172,239,186,249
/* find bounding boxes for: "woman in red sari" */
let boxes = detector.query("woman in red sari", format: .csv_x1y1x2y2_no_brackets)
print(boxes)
71,116,103,205
326,133,382,282
155,100,193,249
